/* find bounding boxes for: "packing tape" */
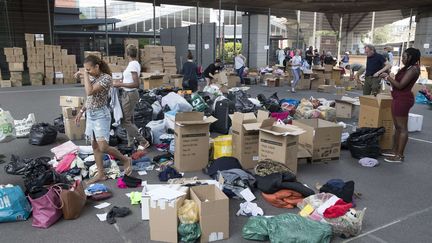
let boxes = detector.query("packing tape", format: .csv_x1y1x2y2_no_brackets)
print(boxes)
150,200,157,208
158,200,166,210
208,232,224,242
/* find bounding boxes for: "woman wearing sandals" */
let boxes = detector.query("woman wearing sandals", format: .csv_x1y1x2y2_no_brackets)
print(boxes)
379,48,421,163
74,55,132,183
112,44,150,150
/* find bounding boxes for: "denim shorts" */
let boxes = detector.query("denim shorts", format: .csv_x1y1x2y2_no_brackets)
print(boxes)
85,106,111,142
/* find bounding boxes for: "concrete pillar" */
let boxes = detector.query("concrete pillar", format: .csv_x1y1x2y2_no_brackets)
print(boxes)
242,14,270,68
414,11,432,57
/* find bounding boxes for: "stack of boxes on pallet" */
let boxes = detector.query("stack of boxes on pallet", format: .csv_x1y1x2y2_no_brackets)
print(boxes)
140,45,164,73
162,46,177,74
61,49,77,84
26,33,45,86
3,47,24,87
60,96,86,140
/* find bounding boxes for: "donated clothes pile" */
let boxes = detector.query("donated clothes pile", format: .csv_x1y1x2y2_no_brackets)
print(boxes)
1,84,368,242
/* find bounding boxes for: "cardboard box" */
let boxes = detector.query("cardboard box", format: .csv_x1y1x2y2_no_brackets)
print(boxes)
84,51,101,59
15,55,25,63
310,77,325,90
4,47,14,56
61,49,68,55
64,118,85,140
13,47,23,56
293,119,343,162
258,119,304,174
8,63,24,72
25,33,35,41
317,85,335,93
267,78,280,87
1,80,12,88
231,111,268,169
190,185,229,243
141,73,164,90
297,77,311,90
335,97,360,119
148,185,189,243
60,96,85,107
174,112,217,172
6,55,16,63
162,46,176,53
358,95,394,150
11,80,22,87
408,113,423,132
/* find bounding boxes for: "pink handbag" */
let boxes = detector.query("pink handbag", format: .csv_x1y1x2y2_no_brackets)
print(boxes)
28,186,63,228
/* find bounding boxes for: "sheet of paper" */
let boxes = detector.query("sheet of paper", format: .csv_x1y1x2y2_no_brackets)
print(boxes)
138,171,147,176
94,202,111,209
147,187,186,201
240,188,256,202
125,193,132,198
299,204,315,217
96,213,107,221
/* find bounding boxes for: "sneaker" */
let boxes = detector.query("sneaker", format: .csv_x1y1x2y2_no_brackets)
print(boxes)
384,155,404,163
381,151,395,157
291,87,296,93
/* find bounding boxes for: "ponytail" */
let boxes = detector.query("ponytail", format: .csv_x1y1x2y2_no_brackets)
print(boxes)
84,55,112,76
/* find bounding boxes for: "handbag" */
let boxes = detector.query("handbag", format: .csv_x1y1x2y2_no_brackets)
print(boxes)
59,181,86,220
28,186,63,228
0,185,32,223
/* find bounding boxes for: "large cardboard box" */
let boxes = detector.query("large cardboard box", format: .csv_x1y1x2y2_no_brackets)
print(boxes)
25,33,35,41
335,96,360,119
1,80,12,88
191,185,229,243
174,112,217,172
359,95,394,150
60,96,85,107
141,73,164,90
310,77,325,90
148,185,189,243
162,46,176,53
293,119,343,162
64,118,85,140
230,111,268,169
4,47,14,56
8,63,24,72
258,119,304,174
227,73,240,88
84,51,101,59
297,77,311,90
62,107,82,119
13,47,23,56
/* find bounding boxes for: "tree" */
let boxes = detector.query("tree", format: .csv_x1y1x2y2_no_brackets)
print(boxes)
222,42,242,63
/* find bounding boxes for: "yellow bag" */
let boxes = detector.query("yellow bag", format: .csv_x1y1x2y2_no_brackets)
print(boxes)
178,200,199,224
213,135,233,159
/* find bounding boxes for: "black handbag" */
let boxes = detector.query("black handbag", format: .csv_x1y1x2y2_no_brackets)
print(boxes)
29,123,58,146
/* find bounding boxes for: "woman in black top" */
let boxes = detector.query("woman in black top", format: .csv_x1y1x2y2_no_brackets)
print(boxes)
203,59,222,85
181,51,198,92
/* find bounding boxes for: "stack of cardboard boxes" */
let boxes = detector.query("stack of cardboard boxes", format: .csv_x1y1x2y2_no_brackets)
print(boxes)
84,51,102,59
26,33,45,86
60,96,86,140
140,45,164,73
61,50,77,84
162,46,177,74
0,68,12,88
3,47,24,87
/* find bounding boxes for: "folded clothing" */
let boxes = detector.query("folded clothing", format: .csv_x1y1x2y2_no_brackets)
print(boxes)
262,189,304,209
118,175,142,188
85,183,108,196
323,199,353,218
256,173,315,197
319,179,354,203
159,166,182,182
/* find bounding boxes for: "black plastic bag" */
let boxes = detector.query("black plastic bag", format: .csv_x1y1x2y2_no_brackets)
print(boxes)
134,99,153,129
257,93,281,112
347,127,385,159
53,116,65,133
115,126,128,145
138,127,153,146
4,154,32,175
29,123,58,146
228,90,255,113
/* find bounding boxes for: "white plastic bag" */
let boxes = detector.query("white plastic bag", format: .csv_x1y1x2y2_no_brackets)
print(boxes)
161,92,193,112
151,101,162,120
145,120,166,144
13,113,36,138
0,108,16,143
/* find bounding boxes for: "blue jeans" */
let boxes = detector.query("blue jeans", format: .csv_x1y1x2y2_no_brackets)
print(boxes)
291,68,301,88
236,66,245,84
85,106,111,142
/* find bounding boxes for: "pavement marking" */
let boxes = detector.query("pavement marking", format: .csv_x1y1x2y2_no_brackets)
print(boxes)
0,87,83,94
343,205,432,242
368,234,389,243
409,137,432,144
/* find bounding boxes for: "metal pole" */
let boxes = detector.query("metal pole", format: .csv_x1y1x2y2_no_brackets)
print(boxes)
399,42,404,66
5,0,12,46
407,8,413,48
370,11,375,44
104,0,109,55
47,0,53,44
218,0,222,58
267,8,270,66
196,1,199,64
296,10,301,49
247,14,250,67
313,12,317,48
337,15,343,63
234,5,237,54
222,21,225,62
153,0,156,45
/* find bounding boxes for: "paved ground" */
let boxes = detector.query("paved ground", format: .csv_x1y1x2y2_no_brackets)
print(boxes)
0,84,431,243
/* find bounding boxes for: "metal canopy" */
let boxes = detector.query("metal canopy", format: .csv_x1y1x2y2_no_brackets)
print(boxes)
125,0,432,14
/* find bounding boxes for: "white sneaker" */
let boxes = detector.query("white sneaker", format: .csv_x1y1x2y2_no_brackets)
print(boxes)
291,87,296,93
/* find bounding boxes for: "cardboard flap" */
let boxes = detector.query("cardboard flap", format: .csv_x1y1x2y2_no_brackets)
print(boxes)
340,96,360,105
175,112,217,125
256,110,269,122
260,122,305,136
232,112,257,124
242,123,261,131
259,118,276,129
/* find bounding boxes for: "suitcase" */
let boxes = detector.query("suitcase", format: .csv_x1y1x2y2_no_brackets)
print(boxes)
210,100,232,134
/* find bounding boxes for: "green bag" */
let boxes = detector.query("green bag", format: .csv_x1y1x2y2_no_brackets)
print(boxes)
178,223,201,243
191,93,208,112
242,216,270,241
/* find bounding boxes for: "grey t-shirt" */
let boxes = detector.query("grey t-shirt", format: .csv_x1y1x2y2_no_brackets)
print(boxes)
350,63,364,72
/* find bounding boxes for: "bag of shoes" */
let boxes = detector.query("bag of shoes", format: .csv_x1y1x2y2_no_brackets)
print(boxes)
29,123,58,146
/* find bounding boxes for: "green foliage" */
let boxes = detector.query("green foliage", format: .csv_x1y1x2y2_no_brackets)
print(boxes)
222,42,242,63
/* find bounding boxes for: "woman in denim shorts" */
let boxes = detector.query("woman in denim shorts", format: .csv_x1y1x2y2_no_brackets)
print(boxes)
75,55,132,183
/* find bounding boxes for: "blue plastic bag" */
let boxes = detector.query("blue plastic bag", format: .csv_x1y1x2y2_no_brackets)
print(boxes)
415,92,431,105
280,98,300,107
0,185,31,223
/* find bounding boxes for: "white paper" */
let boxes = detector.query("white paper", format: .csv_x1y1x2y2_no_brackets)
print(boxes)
96,213,107,221
112,72,123,79
94,202,111,209
147,187,186,201
204,44,210,49
264,45,269,50
125,193,132,198
424,43,430,49
188,44,196,50
146,165,155,171
240,188,256,202
138,171,147,176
